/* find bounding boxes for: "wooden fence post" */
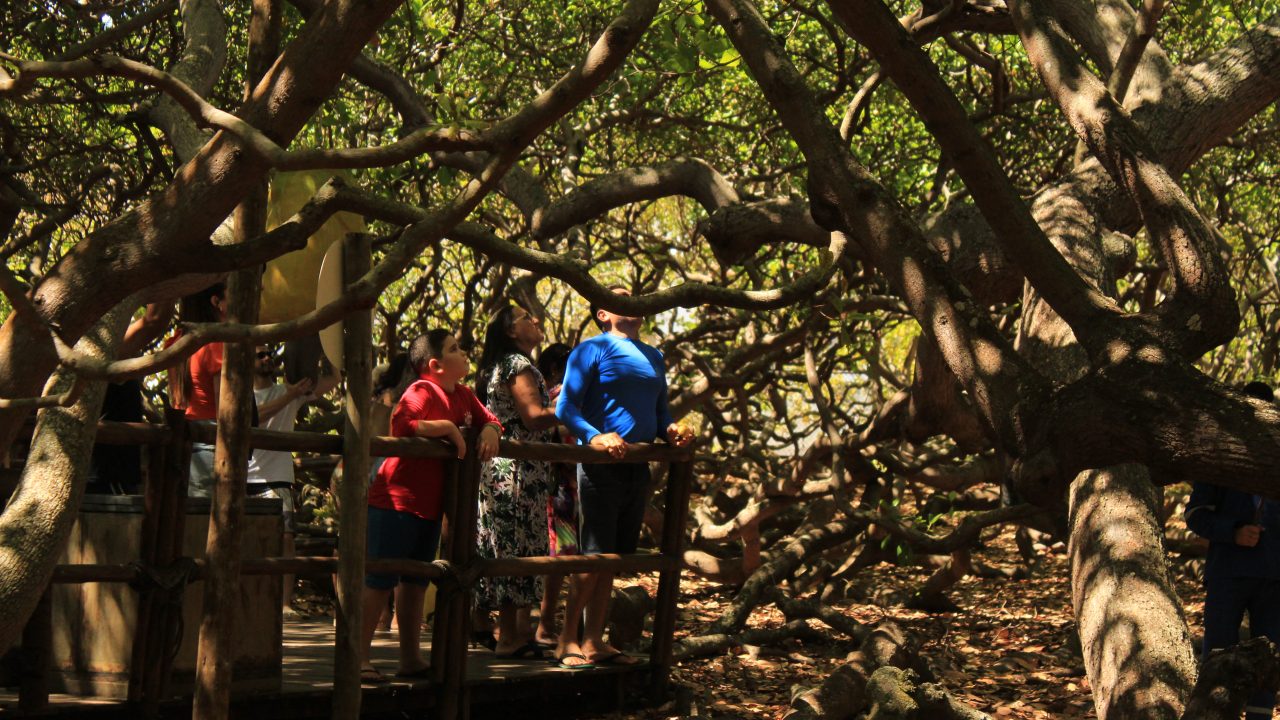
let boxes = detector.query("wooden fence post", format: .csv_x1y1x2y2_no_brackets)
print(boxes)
437,438,481,720
140,409,192,713
128,422,168,704
430,457,461,676
333,233,372,719
193,202,265,720
649,457,694,700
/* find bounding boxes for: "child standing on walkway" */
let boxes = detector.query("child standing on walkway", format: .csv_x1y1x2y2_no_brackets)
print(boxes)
359,329,502,683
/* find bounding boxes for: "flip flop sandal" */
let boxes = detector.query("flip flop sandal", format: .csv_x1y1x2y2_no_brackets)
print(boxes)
553,652,595,670
496,641,548,660
360,667,389,685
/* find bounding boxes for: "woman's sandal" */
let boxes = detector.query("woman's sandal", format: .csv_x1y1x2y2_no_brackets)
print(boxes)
553,652,594,670
360,667,389,685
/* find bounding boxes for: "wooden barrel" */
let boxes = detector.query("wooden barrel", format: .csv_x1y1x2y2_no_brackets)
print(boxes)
51,495,283,698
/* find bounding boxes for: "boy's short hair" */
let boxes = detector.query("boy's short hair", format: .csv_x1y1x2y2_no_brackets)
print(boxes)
1241,380,1274,402
589,285,633,329
408,329,454,375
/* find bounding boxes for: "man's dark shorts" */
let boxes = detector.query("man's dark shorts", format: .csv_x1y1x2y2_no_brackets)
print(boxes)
365,506,441,590
577,462,651,555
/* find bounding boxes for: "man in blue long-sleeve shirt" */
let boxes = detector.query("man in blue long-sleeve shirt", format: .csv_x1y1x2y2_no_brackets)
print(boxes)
1184,380,1280,719
552,287,692,669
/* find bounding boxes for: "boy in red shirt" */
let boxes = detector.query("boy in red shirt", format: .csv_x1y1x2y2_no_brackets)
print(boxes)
360,329,501,682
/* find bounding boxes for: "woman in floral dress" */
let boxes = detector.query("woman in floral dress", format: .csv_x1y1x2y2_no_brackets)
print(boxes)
475,302,560,658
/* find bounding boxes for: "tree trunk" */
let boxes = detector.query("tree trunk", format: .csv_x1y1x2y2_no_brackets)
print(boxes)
0,308,128,651
1068,466,1196,719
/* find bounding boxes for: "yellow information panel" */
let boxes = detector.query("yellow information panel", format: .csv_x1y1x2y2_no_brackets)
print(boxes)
260,170,366,324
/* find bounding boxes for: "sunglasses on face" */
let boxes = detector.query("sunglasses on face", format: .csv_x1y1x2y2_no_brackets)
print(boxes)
256,351,274,360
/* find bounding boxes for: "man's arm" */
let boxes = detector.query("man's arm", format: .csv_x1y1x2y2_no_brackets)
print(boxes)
555,344,603,443
654,354,675,439
258,379,314,421
119,302,175,359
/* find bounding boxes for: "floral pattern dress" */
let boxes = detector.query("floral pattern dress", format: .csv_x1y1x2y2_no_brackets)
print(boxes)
476,353,555,610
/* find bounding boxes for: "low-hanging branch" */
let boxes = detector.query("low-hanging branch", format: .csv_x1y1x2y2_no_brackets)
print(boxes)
0,0,667,391
529,158,741,240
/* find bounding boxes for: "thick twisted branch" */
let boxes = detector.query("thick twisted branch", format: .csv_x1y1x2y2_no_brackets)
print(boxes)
1008,0,1239,357
706,0,1045,456
826,0,1124,357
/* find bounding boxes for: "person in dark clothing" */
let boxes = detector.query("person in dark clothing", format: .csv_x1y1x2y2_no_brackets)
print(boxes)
86,302,173,495
1184,380,1280,720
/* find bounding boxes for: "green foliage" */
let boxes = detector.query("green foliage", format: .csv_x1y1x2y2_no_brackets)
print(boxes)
2,0,1279,501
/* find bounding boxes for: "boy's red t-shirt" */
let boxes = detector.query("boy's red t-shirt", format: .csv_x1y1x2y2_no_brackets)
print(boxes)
368,374,500,520
184,343,223,421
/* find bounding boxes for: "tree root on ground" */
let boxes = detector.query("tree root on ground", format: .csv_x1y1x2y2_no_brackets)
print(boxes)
781,622,991,720
1181,637,1280,720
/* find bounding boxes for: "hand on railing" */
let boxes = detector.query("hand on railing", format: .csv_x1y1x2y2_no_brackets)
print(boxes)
476,425,500,461
665,423,694,448
590,432,628,459
447,425,467,459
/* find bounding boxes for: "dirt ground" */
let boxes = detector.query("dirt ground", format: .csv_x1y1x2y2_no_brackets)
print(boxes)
584,520,1212,720
288,492,1220,720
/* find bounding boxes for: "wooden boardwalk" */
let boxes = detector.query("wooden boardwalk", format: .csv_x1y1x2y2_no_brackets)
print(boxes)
1,616,654,718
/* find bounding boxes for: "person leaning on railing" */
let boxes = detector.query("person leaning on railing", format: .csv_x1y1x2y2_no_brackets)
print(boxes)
247,344,340,617
169,281,228,499
473,302,561,660
552,286,694,670
357,329,501,685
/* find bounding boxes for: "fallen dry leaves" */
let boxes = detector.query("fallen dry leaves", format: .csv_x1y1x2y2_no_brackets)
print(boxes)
585,505,1211,720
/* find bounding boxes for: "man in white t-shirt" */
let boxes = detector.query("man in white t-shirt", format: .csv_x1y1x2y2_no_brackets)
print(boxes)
247,345,340,613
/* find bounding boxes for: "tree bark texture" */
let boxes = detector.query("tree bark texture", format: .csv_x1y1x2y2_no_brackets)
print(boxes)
0,308,127,651
1068,466,1196,720
192,20,274,704
191,242,263,719
333,234,371,719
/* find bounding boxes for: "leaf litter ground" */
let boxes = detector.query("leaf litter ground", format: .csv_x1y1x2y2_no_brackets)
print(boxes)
587,510,1210,720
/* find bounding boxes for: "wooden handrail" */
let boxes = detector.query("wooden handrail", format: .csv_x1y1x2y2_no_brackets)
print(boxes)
47,552,679,584
91,419,691,464
29,412,696,718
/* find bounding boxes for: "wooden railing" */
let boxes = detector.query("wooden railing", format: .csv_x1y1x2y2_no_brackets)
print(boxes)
15,415,694,719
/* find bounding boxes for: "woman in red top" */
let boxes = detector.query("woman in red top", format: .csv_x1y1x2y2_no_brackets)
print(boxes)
171,282,226,498
359,329,501,683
